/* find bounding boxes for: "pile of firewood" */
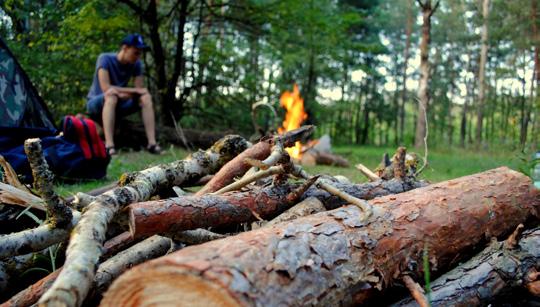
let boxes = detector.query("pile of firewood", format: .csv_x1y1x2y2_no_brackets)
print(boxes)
0,126,538,307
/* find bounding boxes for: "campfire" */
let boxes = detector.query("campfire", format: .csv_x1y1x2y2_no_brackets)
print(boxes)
278,84,307,160
278,84,349,167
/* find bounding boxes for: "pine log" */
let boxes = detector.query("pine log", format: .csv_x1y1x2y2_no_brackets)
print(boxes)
38,135,249,307
129,176,423,239
392,227,540,307
102,167,540,306
129,185,295,238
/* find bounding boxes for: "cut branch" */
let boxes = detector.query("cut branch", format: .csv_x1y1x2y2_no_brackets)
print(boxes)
129,184,296,238
24,138,72,228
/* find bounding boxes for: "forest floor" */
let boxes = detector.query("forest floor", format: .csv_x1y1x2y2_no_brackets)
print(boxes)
55,143,530,197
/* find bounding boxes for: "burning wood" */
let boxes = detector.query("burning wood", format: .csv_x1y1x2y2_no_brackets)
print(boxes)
277,85,350,167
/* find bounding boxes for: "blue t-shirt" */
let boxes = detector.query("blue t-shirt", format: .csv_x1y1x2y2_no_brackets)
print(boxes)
87,53,143,100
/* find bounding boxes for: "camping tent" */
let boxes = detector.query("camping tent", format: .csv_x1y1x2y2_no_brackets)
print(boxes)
0,38,109,182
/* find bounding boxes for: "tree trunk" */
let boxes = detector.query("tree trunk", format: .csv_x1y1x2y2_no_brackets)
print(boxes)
392,227,540,307
102,167,539,306
400,0,414,144
414,0,438,148
475,0,490,145
532,0,540,151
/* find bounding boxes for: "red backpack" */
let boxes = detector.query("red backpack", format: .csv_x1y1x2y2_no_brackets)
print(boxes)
62,115,107,159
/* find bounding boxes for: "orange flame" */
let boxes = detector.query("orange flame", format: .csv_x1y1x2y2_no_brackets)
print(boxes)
278,84,308,159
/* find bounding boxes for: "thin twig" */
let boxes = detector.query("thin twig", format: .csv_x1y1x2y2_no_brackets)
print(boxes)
355,164,380,182
213,165,286,195
402,275,430,307
292,167,373,220
504,223,525,250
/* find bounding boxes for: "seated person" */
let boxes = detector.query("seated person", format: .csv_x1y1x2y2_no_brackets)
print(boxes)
86,33,161,155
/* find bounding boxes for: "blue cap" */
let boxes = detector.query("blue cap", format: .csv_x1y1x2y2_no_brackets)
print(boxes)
121,33,150,50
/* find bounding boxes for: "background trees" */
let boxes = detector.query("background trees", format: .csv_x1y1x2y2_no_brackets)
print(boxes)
0,0,538,151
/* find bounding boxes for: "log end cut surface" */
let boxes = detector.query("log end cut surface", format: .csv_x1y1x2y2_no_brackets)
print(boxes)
100,265,241,307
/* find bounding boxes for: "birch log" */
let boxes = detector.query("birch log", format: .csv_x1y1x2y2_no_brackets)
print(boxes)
38,135,248,307
102,167,540,306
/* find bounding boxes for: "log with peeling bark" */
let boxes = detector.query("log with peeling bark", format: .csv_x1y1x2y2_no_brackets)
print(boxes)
102,167,540,306
129,184,296,238
38,135,249,307
392,227,540,307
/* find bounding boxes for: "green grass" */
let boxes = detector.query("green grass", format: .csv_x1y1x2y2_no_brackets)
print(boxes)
55,143,530,197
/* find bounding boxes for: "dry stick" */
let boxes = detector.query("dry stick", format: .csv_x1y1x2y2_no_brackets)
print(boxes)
169,229,226,245
355,163,380,182
93,235,174,295
402,275,429,307
24,139,72,227
0,213,80,260
1,139,82,259
294,167,373,220
264,196,326,227
38,135,249,307
213,164,286,195
101,167,540,306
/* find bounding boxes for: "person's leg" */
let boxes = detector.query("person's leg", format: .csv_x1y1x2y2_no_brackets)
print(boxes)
139,92,157,147
86,94,105,124
102,89,119,150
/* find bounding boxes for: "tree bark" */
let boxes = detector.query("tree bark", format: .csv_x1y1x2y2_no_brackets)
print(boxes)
475,0,490,145
414,0,439,148
102,167,540,306
392,227,540,307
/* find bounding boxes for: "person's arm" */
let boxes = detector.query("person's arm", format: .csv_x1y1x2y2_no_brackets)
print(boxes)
133,76,148,96
98,68,143,98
